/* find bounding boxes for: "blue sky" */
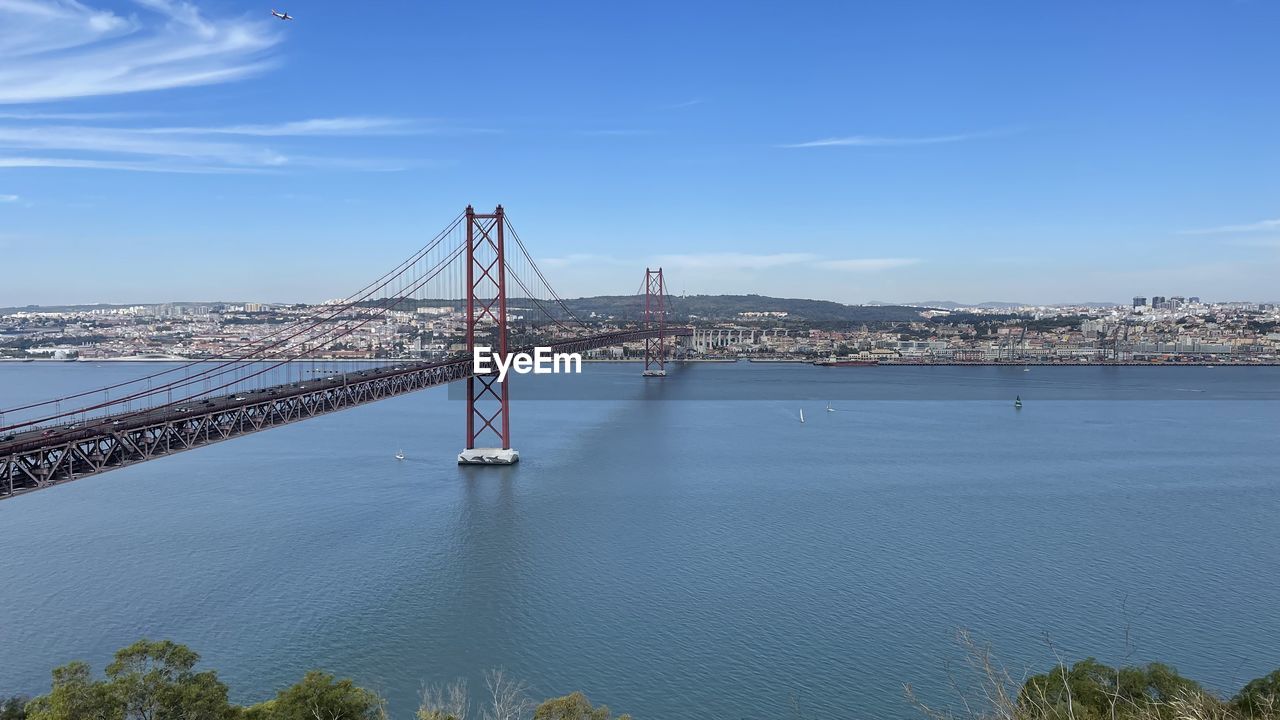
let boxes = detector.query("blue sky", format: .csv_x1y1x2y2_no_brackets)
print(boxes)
1,0,1278,305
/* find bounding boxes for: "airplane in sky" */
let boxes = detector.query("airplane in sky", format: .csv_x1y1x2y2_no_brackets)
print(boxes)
271,9,293,20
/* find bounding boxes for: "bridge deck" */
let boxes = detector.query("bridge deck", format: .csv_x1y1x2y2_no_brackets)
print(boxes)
1,328,689,500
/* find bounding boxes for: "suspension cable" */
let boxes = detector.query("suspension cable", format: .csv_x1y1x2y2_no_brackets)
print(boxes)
1,212,465,418
1,217,466,431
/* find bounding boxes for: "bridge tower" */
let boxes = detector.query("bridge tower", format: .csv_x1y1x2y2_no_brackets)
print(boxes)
459,205,519,465
642,267,667,377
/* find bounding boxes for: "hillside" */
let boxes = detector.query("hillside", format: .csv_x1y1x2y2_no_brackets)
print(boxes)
3,295,928,325
564,294,925,323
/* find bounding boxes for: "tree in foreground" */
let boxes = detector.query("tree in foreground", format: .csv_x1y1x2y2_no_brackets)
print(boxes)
107,640,234,720
908,630,1280,720
22,643,388,720
532,692,630,720
252,671,385,720
416,679,469,720
1,697,28,720
1234,671,1280,719
1018,657,1210,720
415,670,534,720
479,670,532,720
26,640,232,720
417,676,630,720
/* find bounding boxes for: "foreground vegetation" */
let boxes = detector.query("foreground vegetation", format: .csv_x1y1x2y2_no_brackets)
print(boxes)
2,640,628,720
6,636,1279,719
909,632,1280,720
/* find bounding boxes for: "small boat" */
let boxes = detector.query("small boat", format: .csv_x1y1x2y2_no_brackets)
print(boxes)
395,450,405,460
799,409,805,424
1014,396,1023,409
1023,368,1030,372
826,402,835,412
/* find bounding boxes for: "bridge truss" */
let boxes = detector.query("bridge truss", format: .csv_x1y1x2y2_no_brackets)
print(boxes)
642,268,668,377
0,206,687,500
0,330,686,499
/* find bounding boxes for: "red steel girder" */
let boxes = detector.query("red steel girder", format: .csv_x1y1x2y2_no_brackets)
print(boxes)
465,205,512,450
643,267,667,375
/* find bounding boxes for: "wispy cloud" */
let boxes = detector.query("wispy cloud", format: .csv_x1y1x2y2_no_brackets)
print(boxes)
1179,218,1280,235
0,0,279,104
663,98,705,109
656,252,819,270
816,258,920,271
0,125,286,165
149,117,425,137
0,157,265,174
0,3,457,174
0,111,148,121
0,117,424,173
0,193,18,202
581,129,653,137
780,129,1010,149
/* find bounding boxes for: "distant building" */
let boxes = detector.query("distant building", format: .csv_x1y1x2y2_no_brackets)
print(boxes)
1132,297,1148,308
1151,295,1168,309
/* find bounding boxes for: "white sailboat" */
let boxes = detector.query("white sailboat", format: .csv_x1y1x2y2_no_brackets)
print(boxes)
395,449,405,460
826,402,834,412
799,409,805,424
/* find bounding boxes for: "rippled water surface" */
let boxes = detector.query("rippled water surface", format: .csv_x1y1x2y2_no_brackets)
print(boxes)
2,362,1278,719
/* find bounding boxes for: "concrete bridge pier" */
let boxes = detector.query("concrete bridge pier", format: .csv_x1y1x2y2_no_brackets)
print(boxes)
458,448,520,465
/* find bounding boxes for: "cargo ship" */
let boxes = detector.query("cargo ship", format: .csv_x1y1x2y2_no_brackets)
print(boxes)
813,358,878,367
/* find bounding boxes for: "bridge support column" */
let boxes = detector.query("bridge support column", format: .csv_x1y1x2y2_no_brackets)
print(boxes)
642,268,667,377
459,205,519,465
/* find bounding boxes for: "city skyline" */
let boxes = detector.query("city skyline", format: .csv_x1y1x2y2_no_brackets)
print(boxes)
1,0,1279,306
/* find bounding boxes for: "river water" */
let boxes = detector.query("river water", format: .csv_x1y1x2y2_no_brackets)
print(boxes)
1,362,1278,719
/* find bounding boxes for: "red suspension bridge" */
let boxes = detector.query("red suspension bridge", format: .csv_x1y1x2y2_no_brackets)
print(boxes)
0,206,689,500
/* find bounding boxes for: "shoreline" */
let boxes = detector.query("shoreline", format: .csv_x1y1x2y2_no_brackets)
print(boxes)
0,357,407,363
3,358,1277,367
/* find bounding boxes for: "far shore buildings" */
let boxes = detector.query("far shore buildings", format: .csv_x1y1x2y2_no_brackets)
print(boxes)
2,297,1277,364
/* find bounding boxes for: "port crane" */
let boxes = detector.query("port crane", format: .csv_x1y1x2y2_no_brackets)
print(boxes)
1002,325,1027,361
